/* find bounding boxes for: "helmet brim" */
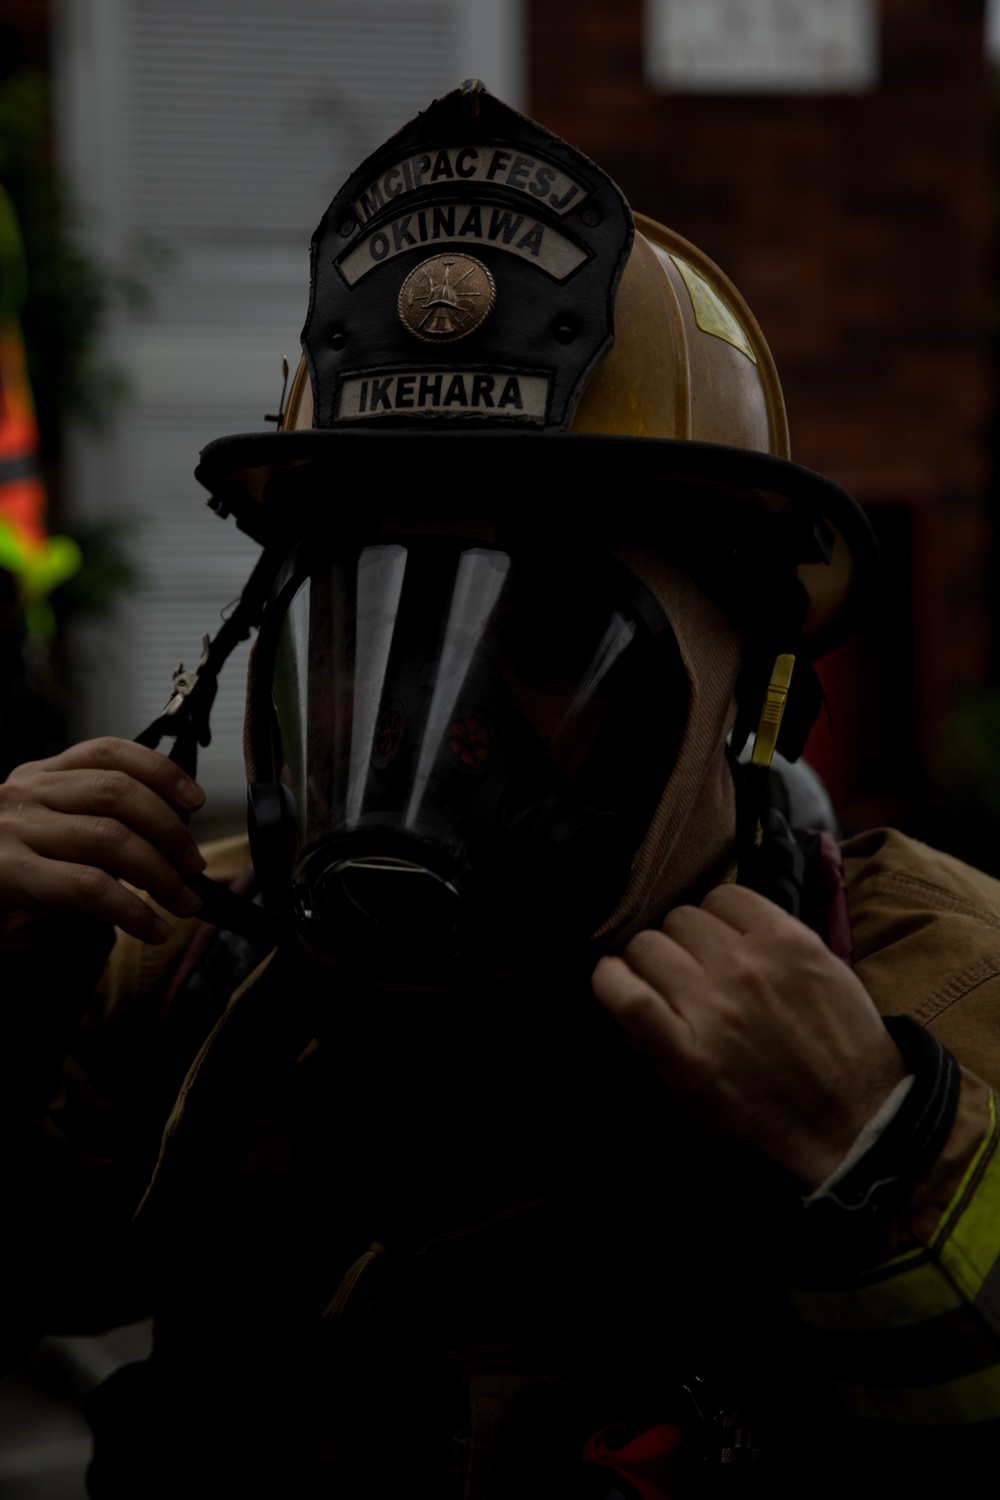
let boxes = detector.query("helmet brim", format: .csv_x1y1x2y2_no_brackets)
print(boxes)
195,428,877,659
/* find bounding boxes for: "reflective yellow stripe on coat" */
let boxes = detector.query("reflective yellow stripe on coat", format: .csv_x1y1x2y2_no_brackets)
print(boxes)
787,1093,1000,1424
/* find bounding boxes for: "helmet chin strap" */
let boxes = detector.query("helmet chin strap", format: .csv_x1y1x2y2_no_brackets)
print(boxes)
133,545,289,946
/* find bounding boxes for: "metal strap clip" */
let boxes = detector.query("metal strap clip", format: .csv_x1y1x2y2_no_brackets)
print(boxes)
751,653,796,769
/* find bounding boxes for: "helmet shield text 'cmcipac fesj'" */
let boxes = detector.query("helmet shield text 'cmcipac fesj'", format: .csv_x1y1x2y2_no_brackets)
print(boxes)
248,525,687,977
304,82,632,433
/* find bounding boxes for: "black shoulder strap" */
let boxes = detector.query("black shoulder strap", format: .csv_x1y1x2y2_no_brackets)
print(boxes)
133,546,289,946
134,545,282,772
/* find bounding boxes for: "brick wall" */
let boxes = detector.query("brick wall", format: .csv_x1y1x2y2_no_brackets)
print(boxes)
529,0,996,828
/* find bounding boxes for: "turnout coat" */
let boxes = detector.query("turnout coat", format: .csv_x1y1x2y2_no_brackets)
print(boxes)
4,826,1000,1497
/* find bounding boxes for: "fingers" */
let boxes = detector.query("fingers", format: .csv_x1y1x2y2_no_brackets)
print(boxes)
657,886,825,979
659,902,731,968
20,767,207,875
613,900,749,990
617,921,708,998
591,946,700,1084
5,738,204,856
11,809,205,920
11,737,205,818
16,854,181,945
699,881,788,935
0,738,208,946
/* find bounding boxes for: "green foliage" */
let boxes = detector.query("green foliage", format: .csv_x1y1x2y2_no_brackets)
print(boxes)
0,67,170,453
922,687,1000,874
0,64,166,714
930,687,1000,817
48,516,143,629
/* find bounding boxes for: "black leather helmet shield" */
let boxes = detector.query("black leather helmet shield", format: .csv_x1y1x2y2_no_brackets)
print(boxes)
304,80,632,435
248,525,687,977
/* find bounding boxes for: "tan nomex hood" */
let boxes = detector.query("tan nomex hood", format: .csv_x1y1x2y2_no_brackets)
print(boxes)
597,547,743,948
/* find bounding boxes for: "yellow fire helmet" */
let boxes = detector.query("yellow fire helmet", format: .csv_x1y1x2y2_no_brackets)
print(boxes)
194,80,877,762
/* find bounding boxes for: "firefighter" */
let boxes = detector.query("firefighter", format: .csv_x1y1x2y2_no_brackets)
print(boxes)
1,83,998,1497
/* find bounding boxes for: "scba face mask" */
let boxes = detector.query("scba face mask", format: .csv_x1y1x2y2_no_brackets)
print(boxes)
246,520,688,979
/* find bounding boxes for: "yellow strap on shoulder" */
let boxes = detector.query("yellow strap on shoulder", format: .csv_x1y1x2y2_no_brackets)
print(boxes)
751,653,796,768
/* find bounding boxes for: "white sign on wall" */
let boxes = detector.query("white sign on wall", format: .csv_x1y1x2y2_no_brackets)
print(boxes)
646,0,878,93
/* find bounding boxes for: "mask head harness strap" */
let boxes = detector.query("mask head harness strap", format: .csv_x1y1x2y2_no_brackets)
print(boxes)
133,544,288,944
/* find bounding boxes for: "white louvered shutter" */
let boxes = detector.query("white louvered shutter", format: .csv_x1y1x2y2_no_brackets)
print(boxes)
55,0,523,811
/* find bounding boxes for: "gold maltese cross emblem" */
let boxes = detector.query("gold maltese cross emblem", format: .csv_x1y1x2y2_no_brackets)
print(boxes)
397,253,496,342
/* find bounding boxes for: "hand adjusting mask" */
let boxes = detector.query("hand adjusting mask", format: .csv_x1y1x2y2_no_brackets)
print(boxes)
247,519,686,980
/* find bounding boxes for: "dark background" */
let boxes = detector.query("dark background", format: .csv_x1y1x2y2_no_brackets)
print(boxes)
0,2,997,1493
